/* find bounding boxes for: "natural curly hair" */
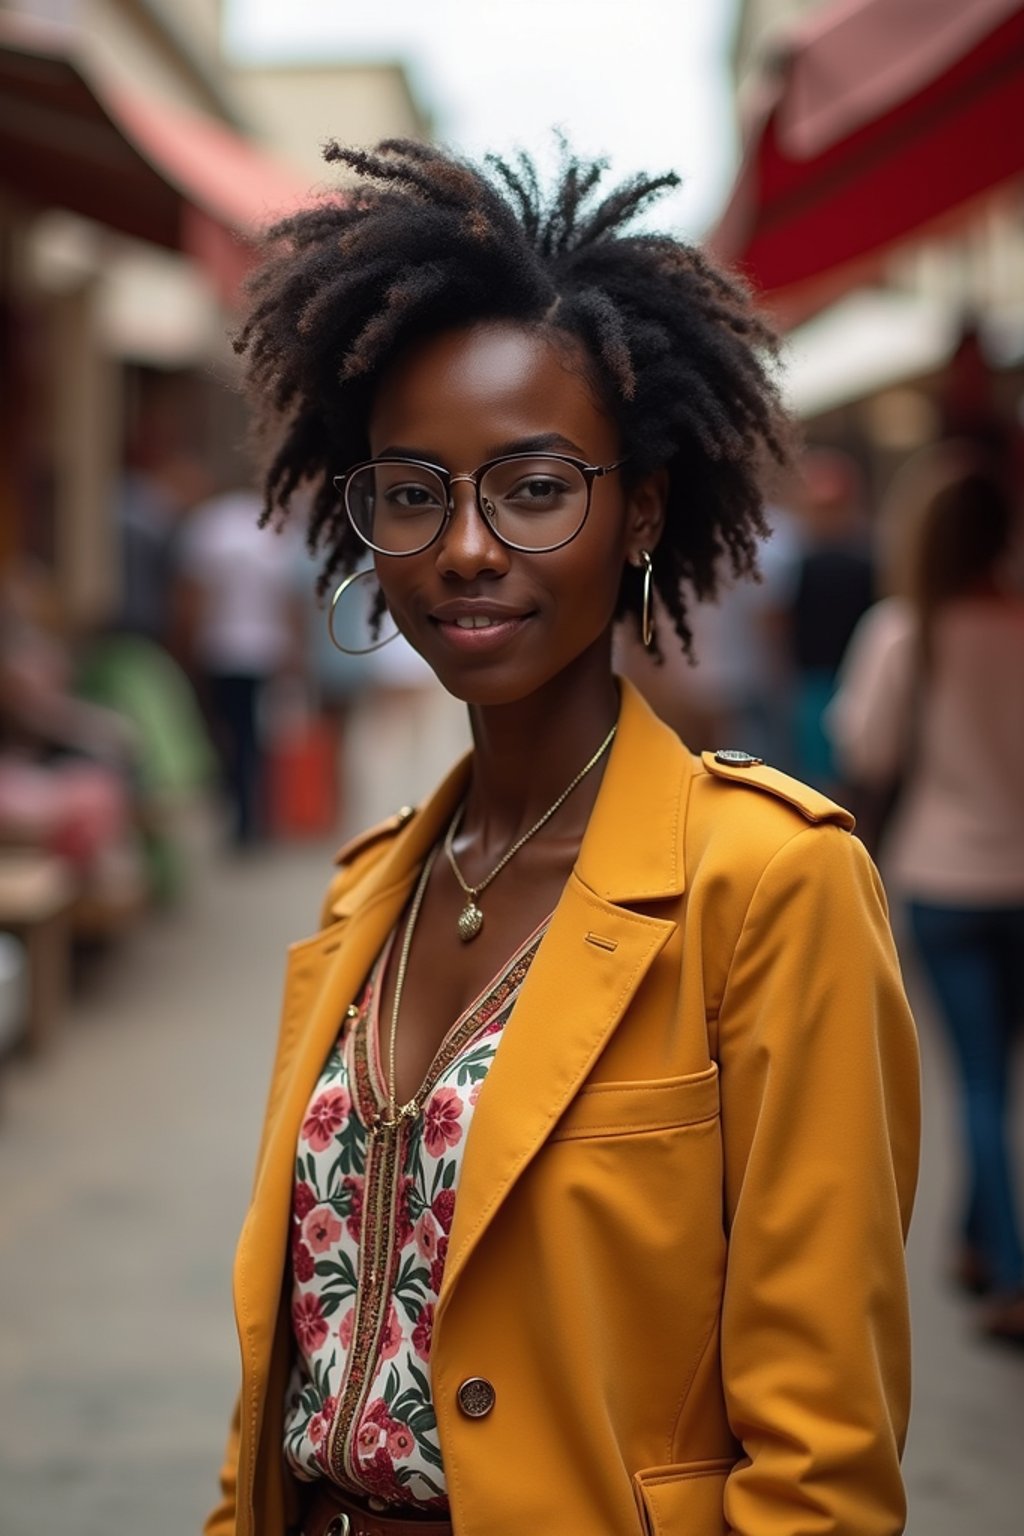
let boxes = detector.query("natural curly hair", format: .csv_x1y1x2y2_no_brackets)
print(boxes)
236,138,791,656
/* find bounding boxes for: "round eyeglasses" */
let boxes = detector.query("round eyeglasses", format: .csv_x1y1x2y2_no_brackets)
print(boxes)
332,452,626,557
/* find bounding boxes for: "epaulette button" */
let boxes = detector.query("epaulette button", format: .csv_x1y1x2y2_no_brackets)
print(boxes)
714,749,765,767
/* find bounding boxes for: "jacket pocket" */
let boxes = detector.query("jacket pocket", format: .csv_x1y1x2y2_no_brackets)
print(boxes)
633,1459,734,1535
550,1063,719,1141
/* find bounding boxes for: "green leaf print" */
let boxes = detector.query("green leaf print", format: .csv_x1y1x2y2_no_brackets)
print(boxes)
417,1436,444,1470
409,1404,438,1434
408,1361,431,1400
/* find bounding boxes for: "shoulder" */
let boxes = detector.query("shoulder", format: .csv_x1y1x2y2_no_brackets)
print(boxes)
318,805,418,926
692,750,854,833
685,748,860,903
846,597,915,658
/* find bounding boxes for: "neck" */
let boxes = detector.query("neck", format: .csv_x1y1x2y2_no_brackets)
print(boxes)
461,644,620,852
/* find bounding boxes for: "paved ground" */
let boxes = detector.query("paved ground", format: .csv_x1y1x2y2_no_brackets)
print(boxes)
0,833,1021,1535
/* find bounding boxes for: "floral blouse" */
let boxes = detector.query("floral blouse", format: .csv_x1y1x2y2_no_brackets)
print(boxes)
283,918,547,1510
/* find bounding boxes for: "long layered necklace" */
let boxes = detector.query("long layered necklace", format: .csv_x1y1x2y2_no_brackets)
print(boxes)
443,722,617,943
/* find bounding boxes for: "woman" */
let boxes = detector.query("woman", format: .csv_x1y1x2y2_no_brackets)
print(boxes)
828,445,1024,1346
207,142,919,1536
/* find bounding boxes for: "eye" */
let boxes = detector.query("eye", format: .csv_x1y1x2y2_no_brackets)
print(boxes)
383,481,445,512
505,474,571,506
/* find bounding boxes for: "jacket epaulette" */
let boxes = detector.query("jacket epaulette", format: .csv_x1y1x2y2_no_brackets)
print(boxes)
700,750,855,830
332,805,418,867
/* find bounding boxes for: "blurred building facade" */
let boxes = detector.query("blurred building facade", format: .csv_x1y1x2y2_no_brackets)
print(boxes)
0,0,429,628
725,0,1024,494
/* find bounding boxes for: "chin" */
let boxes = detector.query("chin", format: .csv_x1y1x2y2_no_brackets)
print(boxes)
427,662,549,709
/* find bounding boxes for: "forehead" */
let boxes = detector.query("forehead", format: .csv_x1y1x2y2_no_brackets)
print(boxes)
367,322,617,460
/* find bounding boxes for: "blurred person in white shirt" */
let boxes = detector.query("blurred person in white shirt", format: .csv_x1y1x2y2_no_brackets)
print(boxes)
176,489,304,846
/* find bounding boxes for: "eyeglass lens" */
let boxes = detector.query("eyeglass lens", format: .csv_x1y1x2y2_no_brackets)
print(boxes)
345,457,590,554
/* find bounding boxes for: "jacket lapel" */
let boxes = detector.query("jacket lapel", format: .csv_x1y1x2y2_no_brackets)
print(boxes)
438,682,694,1311
235,680,694,1366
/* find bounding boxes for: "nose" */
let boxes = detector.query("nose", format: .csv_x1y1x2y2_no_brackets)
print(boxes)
435,478,509,579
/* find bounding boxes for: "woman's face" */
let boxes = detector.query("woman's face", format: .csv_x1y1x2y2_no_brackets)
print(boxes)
364,322,660,708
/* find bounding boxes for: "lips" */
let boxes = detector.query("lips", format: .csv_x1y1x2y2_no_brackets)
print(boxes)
428,600,534,654
429,600,532,625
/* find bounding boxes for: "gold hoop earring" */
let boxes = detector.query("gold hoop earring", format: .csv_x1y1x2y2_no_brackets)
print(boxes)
328,569,398,655
638,549,655,649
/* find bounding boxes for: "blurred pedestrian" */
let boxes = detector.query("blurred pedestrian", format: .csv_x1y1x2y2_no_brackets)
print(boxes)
206,141,918,1536
828,444,1024,1345
788,449,875,792
176,488,304,847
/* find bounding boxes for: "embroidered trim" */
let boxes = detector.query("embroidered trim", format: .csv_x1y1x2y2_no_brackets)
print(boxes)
321,921,548,1498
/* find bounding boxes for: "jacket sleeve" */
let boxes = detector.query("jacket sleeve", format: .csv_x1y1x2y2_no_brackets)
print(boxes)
203,1394,241,1536
716,824,920,1536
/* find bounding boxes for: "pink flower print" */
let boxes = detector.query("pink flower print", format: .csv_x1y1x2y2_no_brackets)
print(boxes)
395,1175,414,1248
304,1205,343,1254
292,1240,315,1284
429,1234,449,1295
414,1212,438,1261
423,1086,464,1157
412,1301,434,1362
356,1418,384,1458
387,1422,415,1459
301,1088,351,1151
364,1397,391,1426
293,1181,317,1220
292,1292,328,1353
469,1079,483,1105
379,1304,402,1361
342,1174,364,1241
431,1188,456,1234
360,1446,399,1499
308,1415,326,1446
338,1307,355,1350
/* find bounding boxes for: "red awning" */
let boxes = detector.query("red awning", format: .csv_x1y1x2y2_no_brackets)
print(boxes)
0,13,310,300
708,0,1024,327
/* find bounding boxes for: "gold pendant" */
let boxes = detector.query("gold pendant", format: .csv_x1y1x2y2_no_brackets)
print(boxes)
457,897,484,942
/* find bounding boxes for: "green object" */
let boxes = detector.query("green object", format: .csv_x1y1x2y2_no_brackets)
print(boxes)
77,635,216,901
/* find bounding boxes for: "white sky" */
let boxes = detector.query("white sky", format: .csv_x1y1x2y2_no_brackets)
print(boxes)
223,0,741,238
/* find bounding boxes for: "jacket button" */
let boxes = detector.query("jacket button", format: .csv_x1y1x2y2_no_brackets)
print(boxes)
457,1376,496,1418
714,749,765,767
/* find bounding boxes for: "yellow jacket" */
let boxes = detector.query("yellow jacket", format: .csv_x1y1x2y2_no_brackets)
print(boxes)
207,681,919,1536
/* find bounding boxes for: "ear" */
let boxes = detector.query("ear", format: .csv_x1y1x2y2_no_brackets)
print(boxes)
625,467,668,564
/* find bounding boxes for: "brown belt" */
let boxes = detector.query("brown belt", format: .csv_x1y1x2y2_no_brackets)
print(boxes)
301,1482,454,1536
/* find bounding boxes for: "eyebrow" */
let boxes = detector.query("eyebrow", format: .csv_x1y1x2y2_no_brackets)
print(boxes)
375,432,588,462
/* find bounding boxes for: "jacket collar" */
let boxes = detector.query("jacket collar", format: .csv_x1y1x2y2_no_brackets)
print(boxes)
330,677,692,919
575,678,691,903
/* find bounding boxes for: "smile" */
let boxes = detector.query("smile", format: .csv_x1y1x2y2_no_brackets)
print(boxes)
431,612,532,653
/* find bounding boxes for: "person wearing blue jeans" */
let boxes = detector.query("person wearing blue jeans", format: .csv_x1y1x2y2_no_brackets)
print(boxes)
909,901,1024,1330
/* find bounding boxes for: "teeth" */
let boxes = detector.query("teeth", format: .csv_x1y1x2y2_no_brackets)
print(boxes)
454,615,498,629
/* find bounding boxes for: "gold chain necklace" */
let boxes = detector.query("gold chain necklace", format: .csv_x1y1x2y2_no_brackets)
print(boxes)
379,844,440,1128
443,722,617,943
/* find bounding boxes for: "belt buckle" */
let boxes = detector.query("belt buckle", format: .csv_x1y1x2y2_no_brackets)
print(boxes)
324,1517,351,1536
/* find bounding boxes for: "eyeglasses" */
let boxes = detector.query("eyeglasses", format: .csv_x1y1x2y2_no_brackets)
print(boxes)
332,452,626,557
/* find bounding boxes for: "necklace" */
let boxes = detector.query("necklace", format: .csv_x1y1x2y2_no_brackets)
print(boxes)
380,844,440,1128
443,721,617,943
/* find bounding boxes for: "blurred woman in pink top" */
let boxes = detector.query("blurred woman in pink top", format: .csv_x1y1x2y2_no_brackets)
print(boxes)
829,445,1024,1345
